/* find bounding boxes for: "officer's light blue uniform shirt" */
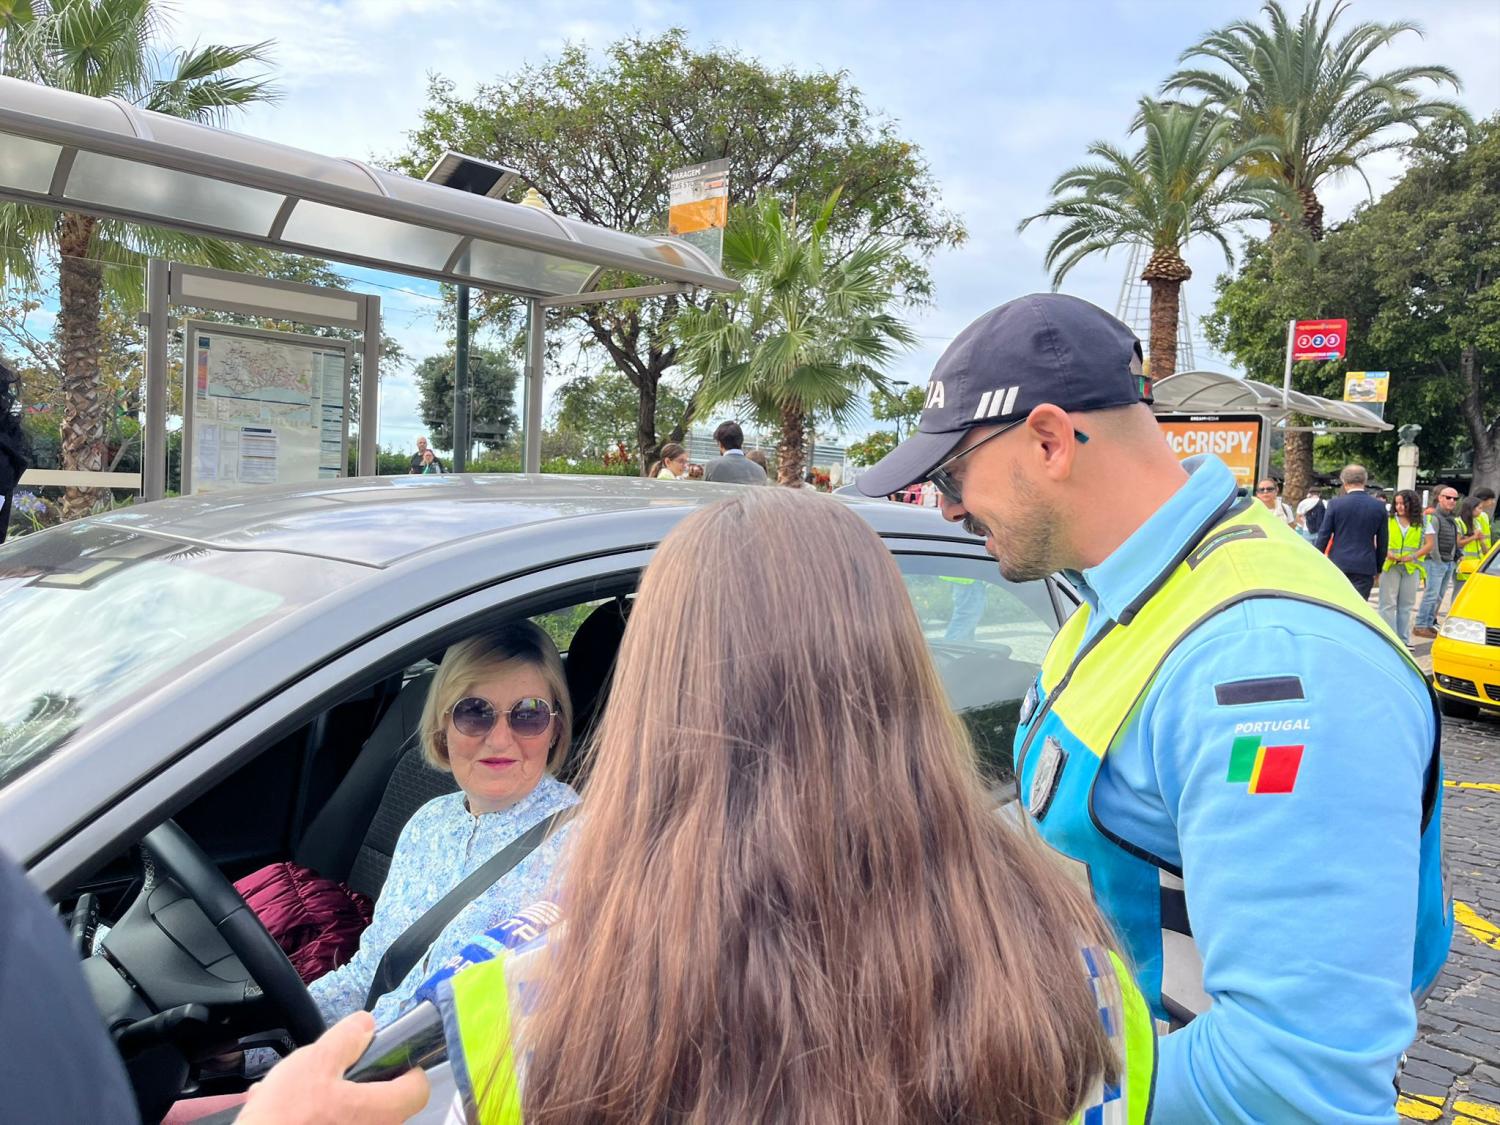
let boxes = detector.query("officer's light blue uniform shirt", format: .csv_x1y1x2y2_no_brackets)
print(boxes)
1061,454,1442,1124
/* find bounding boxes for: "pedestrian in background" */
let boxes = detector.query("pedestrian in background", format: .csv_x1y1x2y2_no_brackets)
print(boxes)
650,443,690,480
1470,487,1495,554
1454,496,1486,592
407,435,439,474
701,421,768,485
1314,464,1389,599
1298,486,1328,538
417,449,444,475
1254,478,1296,526
1413,485,1463,638
1381,490,1427,645
0,359,31,545
746,448,770,477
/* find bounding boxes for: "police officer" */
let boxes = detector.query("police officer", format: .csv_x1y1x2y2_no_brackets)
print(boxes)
856,294,1450,1124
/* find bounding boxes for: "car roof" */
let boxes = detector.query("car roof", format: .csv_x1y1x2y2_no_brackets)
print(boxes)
90,474,974,566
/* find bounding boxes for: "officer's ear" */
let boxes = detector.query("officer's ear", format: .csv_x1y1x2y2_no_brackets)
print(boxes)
1023,404,1084,484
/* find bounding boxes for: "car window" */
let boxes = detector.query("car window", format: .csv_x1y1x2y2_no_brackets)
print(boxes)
896,555,1059,787
532,597,621,653
0,525,360,792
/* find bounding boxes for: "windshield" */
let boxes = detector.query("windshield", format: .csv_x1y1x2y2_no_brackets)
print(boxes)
0,523,361,791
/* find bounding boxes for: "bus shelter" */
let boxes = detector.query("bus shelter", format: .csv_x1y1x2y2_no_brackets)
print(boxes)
1152,369,1392,489
0,76,737,495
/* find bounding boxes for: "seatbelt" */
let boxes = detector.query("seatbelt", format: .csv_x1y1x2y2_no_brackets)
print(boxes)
362,809,569,1010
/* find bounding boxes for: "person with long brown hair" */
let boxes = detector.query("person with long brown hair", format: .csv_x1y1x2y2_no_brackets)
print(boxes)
426,487,1154,1124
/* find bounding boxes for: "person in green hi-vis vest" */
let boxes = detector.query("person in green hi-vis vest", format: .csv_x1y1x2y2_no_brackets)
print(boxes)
431,488,1153,1125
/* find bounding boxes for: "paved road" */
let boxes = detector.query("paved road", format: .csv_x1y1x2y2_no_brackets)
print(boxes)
1400,714,1500,1123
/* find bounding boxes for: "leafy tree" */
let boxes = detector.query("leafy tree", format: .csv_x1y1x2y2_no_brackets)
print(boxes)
675,192,915,486
400,30,964,472
1165,0,1468,497
1020,99,1288,378
415,346,519,455
0,0,276,518
1207,120,1499,491
552,371,690,460
1333,121,1500,489
871,384,925,438
847,430,898,467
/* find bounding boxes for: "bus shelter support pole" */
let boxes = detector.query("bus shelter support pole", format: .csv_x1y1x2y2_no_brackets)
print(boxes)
143,258,168,501
359,295,380,476
524,299,544,474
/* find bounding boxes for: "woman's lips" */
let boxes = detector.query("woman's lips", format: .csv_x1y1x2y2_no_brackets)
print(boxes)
477,757,516,769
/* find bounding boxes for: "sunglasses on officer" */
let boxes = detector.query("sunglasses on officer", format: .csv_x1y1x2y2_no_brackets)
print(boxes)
449,695,558,740
926,418,1091,507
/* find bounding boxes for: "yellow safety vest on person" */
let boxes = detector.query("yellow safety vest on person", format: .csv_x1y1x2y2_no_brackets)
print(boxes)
435,938,1158,1124
1385,517,1425,576
1458,516,1487,580
1015,498,1446,1027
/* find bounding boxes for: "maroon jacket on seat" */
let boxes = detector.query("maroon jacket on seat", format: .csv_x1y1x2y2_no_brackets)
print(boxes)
235,862,374,983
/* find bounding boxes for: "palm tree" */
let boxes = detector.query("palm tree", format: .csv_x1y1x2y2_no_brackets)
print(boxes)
1165,0,1467,241
675,191,915,486
1164,1,1467,499
1019,99,1289,380
1,0,275,518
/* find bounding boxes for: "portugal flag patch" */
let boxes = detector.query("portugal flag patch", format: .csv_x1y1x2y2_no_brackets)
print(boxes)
1226,736,1304,794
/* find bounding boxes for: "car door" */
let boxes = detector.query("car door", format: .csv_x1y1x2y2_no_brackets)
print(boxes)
887,546,1075,788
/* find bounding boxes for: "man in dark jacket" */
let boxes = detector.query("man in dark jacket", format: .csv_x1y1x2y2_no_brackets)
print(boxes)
1314,464,1389,599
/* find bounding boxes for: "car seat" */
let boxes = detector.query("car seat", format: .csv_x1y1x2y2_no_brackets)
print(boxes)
293,666,457,901
558,596,633,784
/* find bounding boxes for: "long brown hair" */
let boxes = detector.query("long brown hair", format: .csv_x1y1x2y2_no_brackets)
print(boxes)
511,488,1113,1124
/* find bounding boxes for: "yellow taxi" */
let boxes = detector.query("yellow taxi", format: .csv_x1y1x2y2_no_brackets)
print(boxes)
1431,541,1500,718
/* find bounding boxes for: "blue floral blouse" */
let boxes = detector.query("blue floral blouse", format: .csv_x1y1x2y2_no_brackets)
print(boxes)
309,774,578,1026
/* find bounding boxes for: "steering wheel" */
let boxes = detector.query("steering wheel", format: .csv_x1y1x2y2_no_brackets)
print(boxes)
133,821,326,1046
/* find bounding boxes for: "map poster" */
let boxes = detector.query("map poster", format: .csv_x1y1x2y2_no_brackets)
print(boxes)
1155,413,1264,489
182,321,350,495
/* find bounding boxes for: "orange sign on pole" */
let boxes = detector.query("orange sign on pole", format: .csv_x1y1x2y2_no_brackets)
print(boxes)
1156,413,1264,489
668,159,729,263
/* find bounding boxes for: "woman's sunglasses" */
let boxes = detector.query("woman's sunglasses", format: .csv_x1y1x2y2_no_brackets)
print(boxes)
449,696,558,739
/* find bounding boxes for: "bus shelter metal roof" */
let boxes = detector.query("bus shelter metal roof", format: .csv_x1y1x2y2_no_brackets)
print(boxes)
1152,369,1392,433
0,76,736,298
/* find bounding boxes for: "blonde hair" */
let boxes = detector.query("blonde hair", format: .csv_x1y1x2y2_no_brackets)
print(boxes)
419,621,572,773
509,488,1113,1125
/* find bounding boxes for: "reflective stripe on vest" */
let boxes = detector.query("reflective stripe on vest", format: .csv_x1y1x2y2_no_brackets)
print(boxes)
1015,497,1447,1027
442,942,1156,1125
1067,947,1157,1125
1386,518,1425,575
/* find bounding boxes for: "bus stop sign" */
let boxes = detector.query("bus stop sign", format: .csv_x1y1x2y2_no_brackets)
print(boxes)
1292,318,1347,361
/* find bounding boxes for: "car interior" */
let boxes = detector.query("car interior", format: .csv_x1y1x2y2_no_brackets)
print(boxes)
52,561,1053,1122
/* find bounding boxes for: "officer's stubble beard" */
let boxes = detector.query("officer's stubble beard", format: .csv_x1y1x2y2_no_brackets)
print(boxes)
972,459,1067,584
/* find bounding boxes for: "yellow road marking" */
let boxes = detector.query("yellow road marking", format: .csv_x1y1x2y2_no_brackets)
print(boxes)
1397,1094,1445,1120
1457,1116,1494,1125
1446,781,1500,792
1454,1100,1500,1124
1456,901,1500,952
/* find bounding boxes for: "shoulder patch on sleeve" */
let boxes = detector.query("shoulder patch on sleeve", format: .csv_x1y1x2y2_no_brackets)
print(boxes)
1214,675,1305,706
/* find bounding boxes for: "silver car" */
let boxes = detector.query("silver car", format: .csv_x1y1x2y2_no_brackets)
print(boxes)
0,474,1075,1121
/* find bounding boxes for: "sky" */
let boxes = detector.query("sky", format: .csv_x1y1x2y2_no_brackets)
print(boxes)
23,0,1500,452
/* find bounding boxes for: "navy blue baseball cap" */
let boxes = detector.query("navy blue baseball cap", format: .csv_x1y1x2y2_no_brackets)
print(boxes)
855,294,1149,497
